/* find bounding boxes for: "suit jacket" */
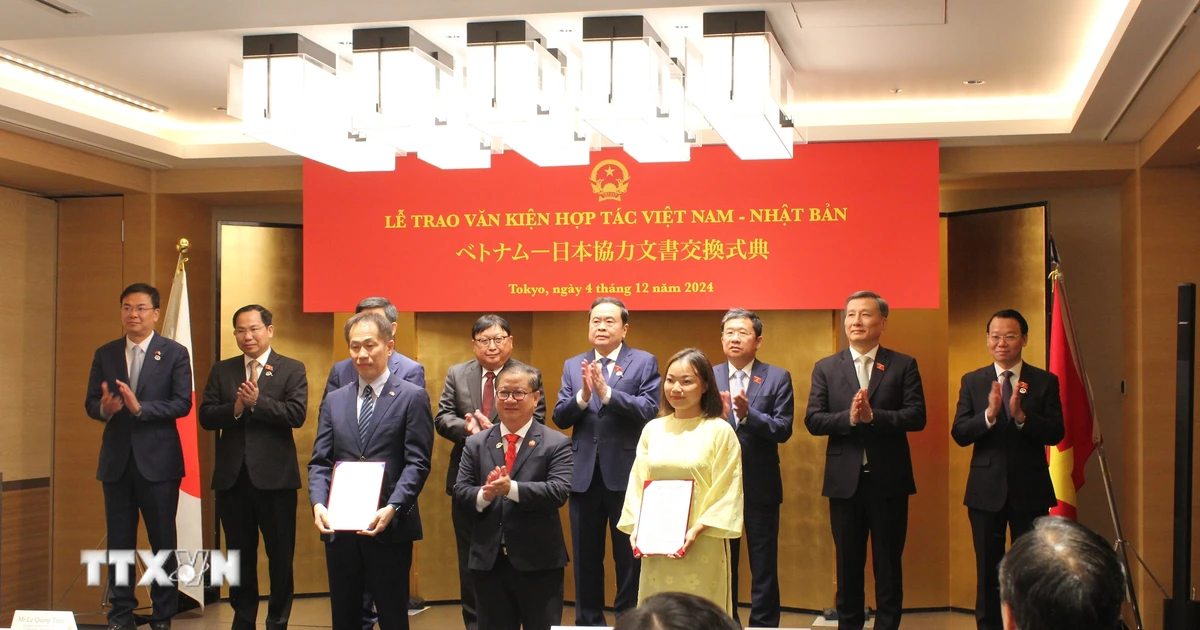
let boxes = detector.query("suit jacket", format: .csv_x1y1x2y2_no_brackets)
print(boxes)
453,421,572,572
308,372,434,543
323,351,425,400
434,358,547,495
552,345,661,493
804,346,926,499
85,333,193,483
199,351,309,491
713,360,795,505
951,363,1065,512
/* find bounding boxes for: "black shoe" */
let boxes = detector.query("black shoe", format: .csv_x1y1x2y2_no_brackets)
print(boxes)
108,624,135,630
149,621,171,630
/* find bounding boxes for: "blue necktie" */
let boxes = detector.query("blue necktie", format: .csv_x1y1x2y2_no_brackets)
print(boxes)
359,385,375,445
600,357,613,383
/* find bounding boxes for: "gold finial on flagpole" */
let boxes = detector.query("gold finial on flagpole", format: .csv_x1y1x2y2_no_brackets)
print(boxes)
176,238,190,270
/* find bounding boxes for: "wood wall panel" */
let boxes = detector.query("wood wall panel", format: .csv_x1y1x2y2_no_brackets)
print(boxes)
217,224,334,595
52,196,125,619
1,486,51,621
945,207,1047,609
0,186,56,481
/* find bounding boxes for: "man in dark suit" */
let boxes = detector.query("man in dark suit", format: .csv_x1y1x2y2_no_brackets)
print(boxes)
435,314,546,630
951,309,1065,630
325,296,425,398
553,297,661,625
804,290,926,630
321,297,424,629
85,283,193,630
199,304,309,630
309,312,434,630
454,364,572,630
713,308,794,628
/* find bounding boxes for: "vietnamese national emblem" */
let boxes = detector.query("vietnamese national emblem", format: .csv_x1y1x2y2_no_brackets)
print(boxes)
590,159,630,202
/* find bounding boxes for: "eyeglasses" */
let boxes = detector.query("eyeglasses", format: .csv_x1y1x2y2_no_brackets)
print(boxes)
722,330,754,340
496,389,530,401
473,335,511,347
988,334,1022,343
122,306,155,314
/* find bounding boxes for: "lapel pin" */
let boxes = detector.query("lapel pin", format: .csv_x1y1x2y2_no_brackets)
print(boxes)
389,391,395,396
876,363,886,371
264,371,273,377
1019,381,1029,394
528,440,537,447
153,355,161,361
613,366,624,378
496,442,503,449
265,364,274,371
752,375,763,384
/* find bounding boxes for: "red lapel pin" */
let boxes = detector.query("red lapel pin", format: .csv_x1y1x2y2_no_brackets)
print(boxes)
752,375,763,384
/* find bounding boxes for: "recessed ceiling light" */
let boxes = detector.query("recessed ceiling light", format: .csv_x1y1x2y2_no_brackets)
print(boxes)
963,79,986,85
213,106,227,111
889,88,904,94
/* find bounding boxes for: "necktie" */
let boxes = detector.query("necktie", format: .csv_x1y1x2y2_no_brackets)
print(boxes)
1000,370,1014,427
129,346,144,392
857,355,871,390
504,433,521,471
358,385,375,445
482,371,496,417
730,370,746,424
248,359,260,383
600,357,613,383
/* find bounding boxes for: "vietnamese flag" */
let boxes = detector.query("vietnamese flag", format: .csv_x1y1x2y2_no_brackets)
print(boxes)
161,255,204,607
1047,273,1095,519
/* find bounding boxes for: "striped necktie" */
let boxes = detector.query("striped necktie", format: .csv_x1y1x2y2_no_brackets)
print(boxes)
359,385,375,445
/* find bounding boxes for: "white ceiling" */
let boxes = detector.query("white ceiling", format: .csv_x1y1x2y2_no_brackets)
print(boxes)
0,0,1198,169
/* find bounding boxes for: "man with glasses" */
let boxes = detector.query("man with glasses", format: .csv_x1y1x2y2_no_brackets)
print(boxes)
453,364,571,630
951,309,1064,630
436,315,545,629
713,308,794,627
199,304,309,630
85,283,193,630
554,297,661,625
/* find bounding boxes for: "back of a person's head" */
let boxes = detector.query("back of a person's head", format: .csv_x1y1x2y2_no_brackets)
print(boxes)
613,592,740,630
999,516,1125,630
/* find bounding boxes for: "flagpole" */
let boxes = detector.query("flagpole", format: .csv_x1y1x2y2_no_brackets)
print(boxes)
1050,253,1161,630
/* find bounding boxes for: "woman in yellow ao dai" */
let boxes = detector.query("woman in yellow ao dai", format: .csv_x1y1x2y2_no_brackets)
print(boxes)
617,348,744,615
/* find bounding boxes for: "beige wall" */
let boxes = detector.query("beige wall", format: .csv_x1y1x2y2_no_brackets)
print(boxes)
0,185,56,619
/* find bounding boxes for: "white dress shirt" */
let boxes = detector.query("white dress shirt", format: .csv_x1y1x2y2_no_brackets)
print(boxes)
848,345,879,428
986,361,1024,429
476,417,533,511
576,344,622,408
233,347,271,420
357,368,391,417
125,331,155,379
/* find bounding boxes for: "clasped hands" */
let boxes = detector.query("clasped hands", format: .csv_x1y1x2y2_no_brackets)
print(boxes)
311,502,395,537
850,388,873,424
719,391,749,420
578,360,610,404
234,380,259,416
481,465,511,501
464,410,494,435
987,381,1025,425
99,380,142,418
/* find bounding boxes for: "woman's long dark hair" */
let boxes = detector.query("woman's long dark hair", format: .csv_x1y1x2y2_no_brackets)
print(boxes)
659,347,725,419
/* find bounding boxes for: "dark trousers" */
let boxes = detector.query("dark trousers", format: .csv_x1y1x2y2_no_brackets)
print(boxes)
569,462,639,626
730,501,782,627
451,496,480,630
472,553,564,630
103,458,181,626
829,471,909,630
968,504,1043,630
326,535,412,630
217,466,297,630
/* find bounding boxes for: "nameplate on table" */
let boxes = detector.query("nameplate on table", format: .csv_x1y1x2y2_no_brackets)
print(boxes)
10,611,77,630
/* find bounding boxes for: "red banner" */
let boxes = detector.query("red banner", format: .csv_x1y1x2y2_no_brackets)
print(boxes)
303,141,939,312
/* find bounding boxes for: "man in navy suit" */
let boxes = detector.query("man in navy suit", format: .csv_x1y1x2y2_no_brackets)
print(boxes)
454,364,572,630
952,309,1064,630
805,291,926,630
85,283,193,630
324,296,425,398
553,297,661,625
321,297,424,629
714,308,794,628
309,312,434,630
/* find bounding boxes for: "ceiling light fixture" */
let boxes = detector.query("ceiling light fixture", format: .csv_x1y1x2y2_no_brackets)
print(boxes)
241,33,395,172
0,46,166,112
697,11,798,160
581,15,691,163
466,20,592,167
